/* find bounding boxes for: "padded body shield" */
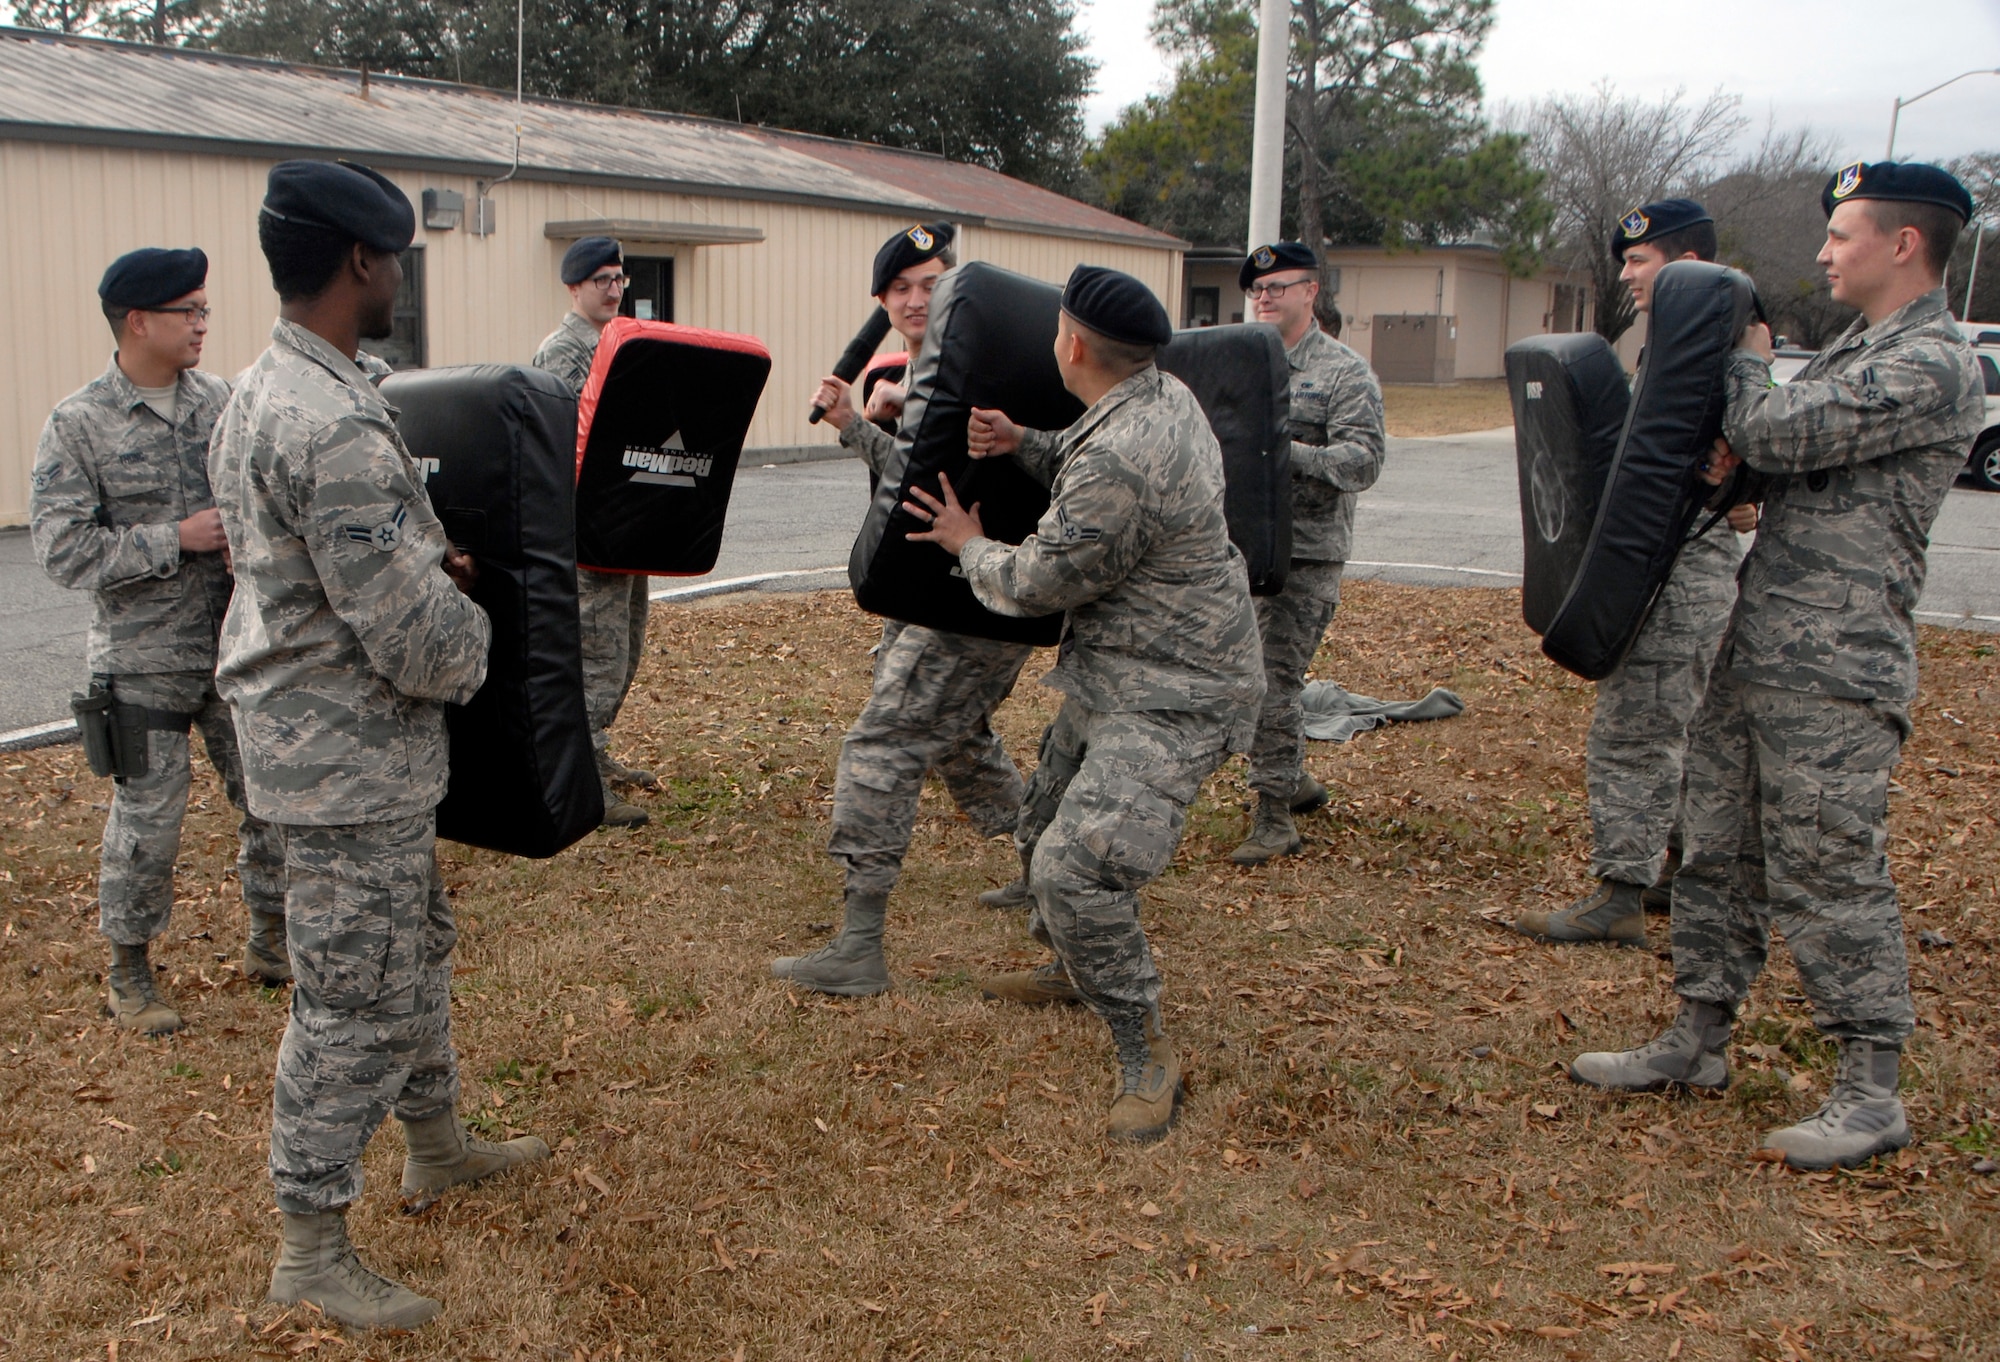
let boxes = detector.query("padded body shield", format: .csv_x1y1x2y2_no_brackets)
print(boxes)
849,262,1081,645
1158,323,1293,595
574,318,771,576
1539,261,1759,679
382,364,603,858
1506,332,1631,633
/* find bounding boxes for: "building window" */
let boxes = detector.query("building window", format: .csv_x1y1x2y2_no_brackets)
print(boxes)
359,246,427,370
1186,287,1219,327
620,256,674,322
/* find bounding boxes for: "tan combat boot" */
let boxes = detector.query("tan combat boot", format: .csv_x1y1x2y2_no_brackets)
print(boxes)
977,848,1034,909
268,1207,441,1329
1105,1005,1182,1145
1510,879,1647,947
1287,772,1329,815
1761,1039,1909,1170
107,941,180,1035
771,890,890,996
599,792,650,828
978,958,1084,1006
1229,794,1302,866
243,908,292,985
399,1112,550,1211
606,754,660,791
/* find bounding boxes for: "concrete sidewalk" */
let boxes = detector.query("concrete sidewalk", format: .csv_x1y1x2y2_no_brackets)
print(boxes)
10,430,2000,743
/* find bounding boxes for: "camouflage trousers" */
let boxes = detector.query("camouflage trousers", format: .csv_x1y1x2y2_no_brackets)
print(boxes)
1015,699,1233,1017
1671,671,1914,1046
1587,529,1740,884
1247,561,1343,798
578,567,650,787
828,620,1030,897
269,812,458,1213
99,670,283,946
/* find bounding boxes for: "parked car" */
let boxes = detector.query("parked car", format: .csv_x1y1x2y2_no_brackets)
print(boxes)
1967,345,2000,492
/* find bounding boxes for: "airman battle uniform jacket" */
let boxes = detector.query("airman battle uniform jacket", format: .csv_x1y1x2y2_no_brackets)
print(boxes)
1282,327,1385,563
963,367,1263,724
30,359,233,674
1721,288,1983,711
209,320,491,825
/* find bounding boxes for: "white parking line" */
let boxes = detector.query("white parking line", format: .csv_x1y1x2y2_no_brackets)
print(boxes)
1348,560,1523,581
649,566,847,603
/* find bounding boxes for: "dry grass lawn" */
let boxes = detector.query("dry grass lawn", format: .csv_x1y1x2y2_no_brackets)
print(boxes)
1383,380,1514,439
1,583,1995,1361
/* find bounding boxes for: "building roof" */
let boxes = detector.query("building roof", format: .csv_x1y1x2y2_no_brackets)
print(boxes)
0,28,1182,249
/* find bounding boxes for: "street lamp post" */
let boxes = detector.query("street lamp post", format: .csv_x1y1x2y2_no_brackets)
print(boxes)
1966,218,1986,323
1887,68,2000,159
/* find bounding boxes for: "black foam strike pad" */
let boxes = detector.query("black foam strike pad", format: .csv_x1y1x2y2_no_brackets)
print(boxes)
1158,323,1293,595
1540,261,1759,680
382,364,603,858
850,262,1082,645
574,318,771,576
1506,332,1631,634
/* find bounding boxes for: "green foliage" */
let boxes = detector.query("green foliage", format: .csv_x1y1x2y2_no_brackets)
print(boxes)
1087,0,1546,264
185,0,1090,188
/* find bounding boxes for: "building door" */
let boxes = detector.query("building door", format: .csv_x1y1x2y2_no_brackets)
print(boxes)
620,256,674,323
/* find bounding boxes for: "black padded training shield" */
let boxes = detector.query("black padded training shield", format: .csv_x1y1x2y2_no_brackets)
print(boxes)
1540,261,1759,680
574,318,771,576
849,262,1082,645
1506,332,1631,633
1158,323,1293,596
383,364,603,858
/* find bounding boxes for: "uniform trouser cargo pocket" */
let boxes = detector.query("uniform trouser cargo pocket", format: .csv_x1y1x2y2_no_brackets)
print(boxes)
281,818,431,1016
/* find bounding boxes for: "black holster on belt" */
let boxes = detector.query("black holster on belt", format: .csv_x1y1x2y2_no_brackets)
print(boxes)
70,675,195,782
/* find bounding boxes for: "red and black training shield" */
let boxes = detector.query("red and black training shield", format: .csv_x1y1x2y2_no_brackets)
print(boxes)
574,318,771,575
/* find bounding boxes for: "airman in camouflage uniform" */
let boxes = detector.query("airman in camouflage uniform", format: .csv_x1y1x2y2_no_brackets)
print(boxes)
1514,200,1749,947
1571,163,1984,1172
30,246,287,1036
1231,243,1386,865
908,266,1263,1144
771,224,1030,1000
212,159,546,1330
533,236,653,829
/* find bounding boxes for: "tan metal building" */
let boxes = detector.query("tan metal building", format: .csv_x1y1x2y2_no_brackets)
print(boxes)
1181,244,1595,382
0,29,1185,526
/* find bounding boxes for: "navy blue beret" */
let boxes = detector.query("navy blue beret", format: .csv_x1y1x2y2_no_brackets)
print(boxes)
561,236,623,286
1239,241,1317,290
871,222,954,296
1061,264,1173,348
1822,160,1973,223
1611,198,1713,261
261,159,414,253
98,247,208,310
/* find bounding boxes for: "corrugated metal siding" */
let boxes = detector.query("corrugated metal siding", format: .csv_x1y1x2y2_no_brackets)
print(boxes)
0,142,1181,524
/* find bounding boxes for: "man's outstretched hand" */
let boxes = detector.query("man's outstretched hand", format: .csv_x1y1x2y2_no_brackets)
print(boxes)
903,473,984,556
967,407,1021,458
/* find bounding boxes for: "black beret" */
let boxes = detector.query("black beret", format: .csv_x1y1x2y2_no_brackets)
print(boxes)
261,159,415,253
1611,198,1714,261
870,222,955,296
98,247,208,310
561,236,624,286
1060,264,1173,348
1822,160,1973,223
1239,241,1317,290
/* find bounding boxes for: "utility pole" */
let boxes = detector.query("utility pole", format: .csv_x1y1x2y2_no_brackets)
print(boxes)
1246,0,1289,250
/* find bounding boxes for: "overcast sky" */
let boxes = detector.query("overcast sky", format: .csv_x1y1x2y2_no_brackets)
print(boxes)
1077,0,2000,166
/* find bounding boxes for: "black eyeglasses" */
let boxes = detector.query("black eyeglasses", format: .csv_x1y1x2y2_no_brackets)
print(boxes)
587,273,631,290
1246,279,1312,300
147,305,212,322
